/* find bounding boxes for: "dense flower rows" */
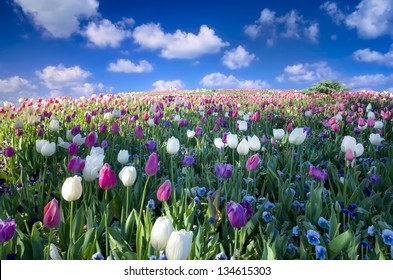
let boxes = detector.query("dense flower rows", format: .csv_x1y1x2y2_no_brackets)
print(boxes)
0,89,393,260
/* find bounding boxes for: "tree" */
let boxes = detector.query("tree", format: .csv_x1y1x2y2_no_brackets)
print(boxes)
303,80,350,94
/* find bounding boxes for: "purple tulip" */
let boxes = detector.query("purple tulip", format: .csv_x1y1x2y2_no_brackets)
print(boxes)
245,153,260,172
240,201,254,220
71,124,80,136
112,121,119,134
135,125,144,139
195,126,203,136
145,152,159,176
0,218,16,243
99,123,107,133
85,113,91,124
214,163,233,179
67,156,86,174
308,166,328,181
101,140,109,148
67,143,78,156
182,156,194,167
157,180,172,202
226,201,247,228
261,134,268,144
353,127,360,134
145,140,157,152
98,163,117,190
85,132,97,148
4,146,15,157
43,198,60,228
37,128,43,137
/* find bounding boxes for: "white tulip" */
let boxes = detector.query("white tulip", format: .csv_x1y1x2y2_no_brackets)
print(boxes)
117,150,130,164
151,216,174,251
72,134,85,146
335,114,343,122
374,121,383,129
119,166,137,187
305,110,312,117
214,138,225,150
165,229,193,260
58,137,70,149
61,175,82,202
66,130,74,141
36,139,47,153
369,133,384,146
90,146,105,156
147,118,155,126
83,153,105,181
288,128,307,145
367,111,375,120
248,135,261,151
237,138,250,155
341,136,364,157
49,119,60,132
226,134,238,149
366,103,372,112
243,114,250,121
273,129,285,140
187,130,195,139
174,115,181,122
104,112,113,120
167,136,180,155
41,141,56,156
112,109,121,118
237,120,247,131
50,244,62,260
14,118,24,129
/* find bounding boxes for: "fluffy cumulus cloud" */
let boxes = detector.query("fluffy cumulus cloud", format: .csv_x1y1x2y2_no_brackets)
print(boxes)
0,76,36,93
345,0,393,39
276,62,336,83
244,8,319,45
353,45,393,66
35,64,110,97
221,46,256,69
132,23,229,59
347,74,392,88
320,2,346,25
81,18,133,48
14,0,99,38
200,72,269,89
107,59,153,73
152,80,184,91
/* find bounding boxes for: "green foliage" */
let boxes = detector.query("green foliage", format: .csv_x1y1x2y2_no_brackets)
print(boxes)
303,80,350,94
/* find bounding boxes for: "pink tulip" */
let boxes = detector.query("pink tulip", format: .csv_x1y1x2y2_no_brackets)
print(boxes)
246,153,260,172
98,163,117,190
157,180,172,202
145,152,159,176
43,198,60,228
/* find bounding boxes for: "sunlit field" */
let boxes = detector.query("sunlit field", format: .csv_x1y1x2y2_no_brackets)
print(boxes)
1,90,392,260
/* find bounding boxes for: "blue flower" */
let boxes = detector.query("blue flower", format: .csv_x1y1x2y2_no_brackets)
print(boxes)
149,255,157,260
215,252,228,260
382,229,393,246
306,230,320,246
317,217,330,230
292,225,299,236
159,251,167,260
315,245,326,260
243,195,256,204
367,225,375,236
286,243,298,254
323,233,330,244
361,241,373,251
196,187,206,197
92,252,104,260
262,211,273,222
147,199,155,210
207,217,215,224
264,201,276,210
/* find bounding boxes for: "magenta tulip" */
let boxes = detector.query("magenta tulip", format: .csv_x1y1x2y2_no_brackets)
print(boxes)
67,156,85,174
98,163,117,190
43,198,60,228
246,153,260,172
145,152,159,176
157,180,172,202
85,132,97,148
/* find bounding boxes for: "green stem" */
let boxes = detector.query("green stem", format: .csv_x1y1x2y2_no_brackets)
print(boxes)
139,176,151,220
46,227,53,260
234,228,238,259
126,186,130,218
68,200,74,260
105,190,109,258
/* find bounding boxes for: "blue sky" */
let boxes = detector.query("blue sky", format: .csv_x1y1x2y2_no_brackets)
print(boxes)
1,0,393,103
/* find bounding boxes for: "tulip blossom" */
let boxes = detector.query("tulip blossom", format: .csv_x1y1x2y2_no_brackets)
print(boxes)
166,136,180,155
43,198,60,228
0,218,16,243
41,141,56,156
248,135,261,151
4,146,15,157
237,120,247,131
214,163,233,179
341,136,364,158
119,166,137,187
165,229,193,260
246,153,260,172
369,133,384,146
308,166,328,181
144,140,157,152
182,155,194,167
226,134,238,149
151,216,174,251
214,138,225,151
186,129,195,139
273,129,285,140
237,138,249,155
62,176,83,202
135,125,144,139
67,156,86,174
117,149,129,164
83,152,105,181
226,201,247,228
85,132,97,148
145,152,159,176
98,163,117,190
157,180,172,202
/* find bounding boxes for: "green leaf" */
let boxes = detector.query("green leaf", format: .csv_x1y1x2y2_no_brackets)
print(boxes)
30,222,44,260
327,230,354,259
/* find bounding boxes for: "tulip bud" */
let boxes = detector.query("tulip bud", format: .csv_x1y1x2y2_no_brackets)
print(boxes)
226,201,247,228
165,229,193,260
119,166,137,187
369,133,384,146
246,153,260,172
4,146,15,157
145,152,159,176
43,198,60,228
0,218,16,243
248,135,261,151
41,141,56,156
157,180,172,202
237,120,247,131
67,156,86,174
150,216,174,251
98,163,117,190
345,149,354,161
117,149,129,164
62,175,83,201
237,138,249,155
85,132,97,148
49,119,60,132
186,130,195,139
289,127,307,145
273,129,285,140
67,143,79,156
226,134,238,149
166,136,180,155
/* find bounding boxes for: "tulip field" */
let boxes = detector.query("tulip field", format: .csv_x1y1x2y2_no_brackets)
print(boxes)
1,89,393,260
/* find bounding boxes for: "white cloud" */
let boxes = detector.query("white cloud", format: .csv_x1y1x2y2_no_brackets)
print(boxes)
347,74,391,88
277,62,336,83
244,8,318,44
221,46,256,69
82,18,132,48
14,0,98,38
346,0,393,39
0,76,36,93
36,64,91,89
132,23,229,59
353,46,393,66
320,2,346,25
71,82,105,96
200,72,269,89
107,59,153,73
152,80,184,91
